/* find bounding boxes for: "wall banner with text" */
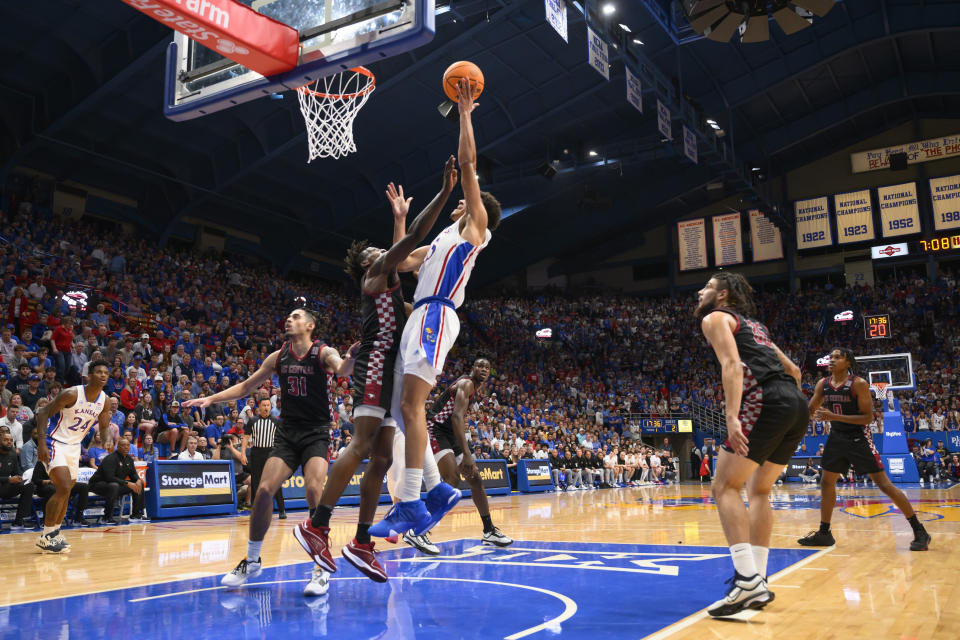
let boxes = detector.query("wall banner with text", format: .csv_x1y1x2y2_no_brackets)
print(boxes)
748,210,784,262
929,174,960,231
833,189,876,244
794,196,833,249
677,218,707,271
712,212,743,266
877,182,921,238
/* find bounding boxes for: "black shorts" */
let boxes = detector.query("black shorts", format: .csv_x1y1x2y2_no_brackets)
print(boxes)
429,419,462,459
821,428,884,475
269,427,330,471
723,379,808,465
350,345,398,414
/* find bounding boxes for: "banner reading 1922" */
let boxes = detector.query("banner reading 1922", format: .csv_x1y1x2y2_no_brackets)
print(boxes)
794,196,832,249
833,189,875,244
877,182,921,238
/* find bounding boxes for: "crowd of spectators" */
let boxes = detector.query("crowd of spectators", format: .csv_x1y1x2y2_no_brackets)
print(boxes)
1,191,959,525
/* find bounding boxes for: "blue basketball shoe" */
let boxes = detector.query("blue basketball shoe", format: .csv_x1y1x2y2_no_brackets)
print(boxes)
369,500,431,539
417,482,462,535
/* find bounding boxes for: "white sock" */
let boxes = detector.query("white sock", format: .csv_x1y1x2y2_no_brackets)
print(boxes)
401,468,424,502
247,540,263,562
729,542,757,578
43,526,58,536
752,546,769,578
422,442,442,491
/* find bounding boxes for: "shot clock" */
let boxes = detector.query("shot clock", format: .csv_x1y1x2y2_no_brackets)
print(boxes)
864,314,891,340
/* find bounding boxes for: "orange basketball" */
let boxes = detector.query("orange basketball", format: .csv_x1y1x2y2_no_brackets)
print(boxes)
442,61,484,101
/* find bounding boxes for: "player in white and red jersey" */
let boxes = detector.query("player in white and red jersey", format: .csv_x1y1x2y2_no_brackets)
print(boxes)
35,359,113,553
370,78,502,540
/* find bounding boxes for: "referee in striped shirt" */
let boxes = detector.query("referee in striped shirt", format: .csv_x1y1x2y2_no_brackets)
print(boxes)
247,398,286,519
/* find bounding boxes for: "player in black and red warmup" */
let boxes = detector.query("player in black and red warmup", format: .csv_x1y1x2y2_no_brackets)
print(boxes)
695,272,808,618
295,156,458,582
798,348,930,551
428,357,512,547
184,309,359,596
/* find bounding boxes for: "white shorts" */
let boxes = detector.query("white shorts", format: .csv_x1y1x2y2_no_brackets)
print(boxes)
353,404,398,428
400,302,460,384
45,439,81,481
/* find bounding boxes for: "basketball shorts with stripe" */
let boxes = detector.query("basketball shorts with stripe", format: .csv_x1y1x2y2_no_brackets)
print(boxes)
723,379,808,465
44,438,81,481
351,345,399,427
821,428,884,474
429,419,462,461
401,302,460,384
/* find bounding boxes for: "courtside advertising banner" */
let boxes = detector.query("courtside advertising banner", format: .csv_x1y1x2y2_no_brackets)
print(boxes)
833,189,876,244
518,459,554,492
677,219,707,271
748,210,784,262
794,196,832,249
712,212,743,266
930,174,960,230
147,460,236,518
877,182,921,238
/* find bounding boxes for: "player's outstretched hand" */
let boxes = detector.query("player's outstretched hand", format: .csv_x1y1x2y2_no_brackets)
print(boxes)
442,155,458,194
346,341,362,358
725,416,750,457
386,182,412,220
456,77,478,114
182,397,211,409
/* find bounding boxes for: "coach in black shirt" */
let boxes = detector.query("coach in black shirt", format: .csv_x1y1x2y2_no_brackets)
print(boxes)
0,432,34,530
90,438,146,523
245,398,285,518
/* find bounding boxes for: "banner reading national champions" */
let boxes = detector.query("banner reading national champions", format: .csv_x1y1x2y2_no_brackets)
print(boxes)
794,196,833,249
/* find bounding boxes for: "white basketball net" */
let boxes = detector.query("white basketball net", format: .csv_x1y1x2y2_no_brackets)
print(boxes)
296,67,375,162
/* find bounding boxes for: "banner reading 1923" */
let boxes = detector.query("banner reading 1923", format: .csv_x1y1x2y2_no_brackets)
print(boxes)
794,196,832,249
877,182,921,238
833,189,875,244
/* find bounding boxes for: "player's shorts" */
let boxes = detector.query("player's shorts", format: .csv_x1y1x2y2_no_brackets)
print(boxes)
429,419,462,462
351,344,399,427
400,299,460,384
820,428,884,475
44,438,81,481
269,427,330,471
723,378,808,465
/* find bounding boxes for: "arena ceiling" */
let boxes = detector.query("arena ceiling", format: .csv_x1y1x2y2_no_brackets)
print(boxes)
1,0,959,284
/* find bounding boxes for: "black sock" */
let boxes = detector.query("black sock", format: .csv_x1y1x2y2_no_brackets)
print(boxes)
818,521,831,533
312,504,334,529
907,514,923,532
356,523,371,544
480,514,494,533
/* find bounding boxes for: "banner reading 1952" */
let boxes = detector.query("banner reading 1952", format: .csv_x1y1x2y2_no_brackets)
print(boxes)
877,182,921,238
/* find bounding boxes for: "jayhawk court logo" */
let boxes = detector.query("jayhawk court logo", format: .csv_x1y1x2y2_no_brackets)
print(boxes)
424,327,437,343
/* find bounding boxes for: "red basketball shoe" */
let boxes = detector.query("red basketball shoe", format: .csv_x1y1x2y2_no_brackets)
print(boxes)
294,520,337,573
342,538,388,583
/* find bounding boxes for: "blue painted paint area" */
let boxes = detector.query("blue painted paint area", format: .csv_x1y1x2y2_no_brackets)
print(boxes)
2,541,817,639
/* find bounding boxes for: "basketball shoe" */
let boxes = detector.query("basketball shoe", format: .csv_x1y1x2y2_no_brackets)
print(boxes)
369,500,431,539
402,530,440,555
909,528,931,551
707,573,774,617
797,529,835,546
36,530,70,553
342,538,388,582
294,520,337,573
481,527,513,547
419,482,462,534
304,566,331,596
222,557,262,587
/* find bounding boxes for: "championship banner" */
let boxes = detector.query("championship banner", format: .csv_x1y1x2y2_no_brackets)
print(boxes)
586,26,609,80
833,189,876,244
712,212,743,266
748,210,784,262
930,174,960,230
657,99,671,140
677,218,707,271
544,0,568,42
626,67,642,113
794,196,832,249
683,125,697,164
147,460,236,519
877,182,921,238
850,132,960,173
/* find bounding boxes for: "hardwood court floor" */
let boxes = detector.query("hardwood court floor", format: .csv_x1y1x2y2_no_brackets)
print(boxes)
2,482,956,639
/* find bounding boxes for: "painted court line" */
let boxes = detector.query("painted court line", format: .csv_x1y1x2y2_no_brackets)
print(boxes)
640,545,835,640
129,576,577,640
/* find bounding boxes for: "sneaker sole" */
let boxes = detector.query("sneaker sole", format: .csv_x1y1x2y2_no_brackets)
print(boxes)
221,565,262,587
303,582,330,596
707,590,771,618
36,544,70,554
909,534,931,551
293,526,338,573
341,546,388,583
482,537,514,547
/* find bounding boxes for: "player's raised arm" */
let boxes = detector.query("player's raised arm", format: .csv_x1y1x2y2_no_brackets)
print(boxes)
321,342,361,377
374,156,457,276
35,388,79,464
182,350,279,409
387,182,412,245
456,77,488,246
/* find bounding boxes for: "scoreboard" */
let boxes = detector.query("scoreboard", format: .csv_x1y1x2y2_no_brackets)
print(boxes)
864,314,891,340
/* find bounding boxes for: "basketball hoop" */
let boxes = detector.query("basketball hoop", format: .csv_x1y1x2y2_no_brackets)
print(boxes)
870,382,888,401
296,67,375,162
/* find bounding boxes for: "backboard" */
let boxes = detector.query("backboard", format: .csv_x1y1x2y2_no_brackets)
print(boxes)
164,0,434,120
856,352,915,392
